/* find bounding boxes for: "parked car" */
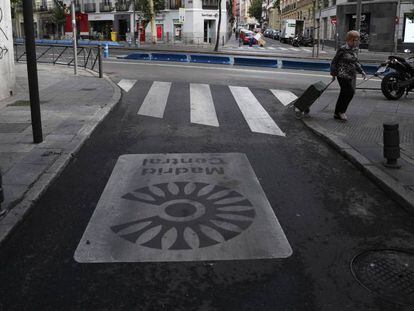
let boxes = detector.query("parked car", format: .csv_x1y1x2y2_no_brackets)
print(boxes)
264,28,274,38
240,29,258,45
272,30,280,40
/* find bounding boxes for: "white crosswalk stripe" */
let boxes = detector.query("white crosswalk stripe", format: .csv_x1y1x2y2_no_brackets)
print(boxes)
136,81,290,137
229,86,286,137
138,81,171,118
270,89,298,106
118,79,137,92
190,84,219,127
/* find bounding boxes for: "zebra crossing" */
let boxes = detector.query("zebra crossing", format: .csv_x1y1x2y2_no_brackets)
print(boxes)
117,79,299,137
223,45,327,54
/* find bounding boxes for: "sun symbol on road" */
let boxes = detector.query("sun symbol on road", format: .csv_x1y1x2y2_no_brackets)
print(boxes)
111,182,256,250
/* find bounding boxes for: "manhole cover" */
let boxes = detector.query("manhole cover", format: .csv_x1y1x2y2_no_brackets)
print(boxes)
351,249,414,306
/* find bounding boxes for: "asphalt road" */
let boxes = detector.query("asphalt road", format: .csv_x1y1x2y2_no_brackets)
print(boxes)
0,62,413,311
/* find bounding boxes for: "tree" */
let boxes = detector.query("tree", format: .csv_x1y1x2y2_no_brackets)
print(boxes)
248,0,262,22
214,0,222,51
408,9,414,21
132,0,165,27
52,1,66,38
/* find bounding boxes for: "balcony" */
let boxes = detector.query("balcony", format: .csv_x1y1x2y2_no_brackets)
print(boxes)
100,3,114,11
84,3,96,12
202,0,218,9
115,2,130,11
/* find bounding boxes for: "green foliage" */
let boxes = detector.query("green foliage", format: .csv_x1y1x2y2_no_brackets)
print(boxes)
133,0,165,22
407,9,414,20
52,1,66,25
10,0,22,18
248,0,262,21
272,0,279,11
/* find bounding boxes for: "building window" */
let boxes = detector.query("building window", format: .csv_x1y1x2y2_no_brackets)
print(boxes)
202,0,218,9
169,0,182,9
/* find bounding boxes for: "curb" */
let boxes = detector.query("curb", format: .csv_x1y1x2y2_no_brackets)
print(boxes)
302,118,414,215
0,72,122,246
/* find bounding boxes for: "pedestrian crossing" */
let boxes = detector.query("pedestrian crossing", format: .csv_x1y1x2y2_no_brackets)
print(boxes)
118,80,299,137
223,45,327,54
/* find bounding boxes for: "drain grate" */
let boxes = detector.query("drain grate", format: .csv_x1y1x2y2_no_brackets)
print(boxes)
351,249,414,306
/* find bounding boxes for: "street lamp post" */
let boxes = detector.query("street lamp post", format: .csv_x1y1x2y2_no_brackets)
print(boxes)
394,0,401,53
71,0,78,74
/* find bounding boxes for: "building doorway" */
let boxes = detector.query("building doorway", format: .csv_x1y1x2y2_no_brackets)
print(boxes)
118,19,128,41
204,20,215,43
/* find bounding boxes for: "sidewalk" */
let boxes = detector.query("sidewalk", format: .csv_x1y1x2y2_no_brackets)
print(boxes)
0,63,121,244
302,86,414,213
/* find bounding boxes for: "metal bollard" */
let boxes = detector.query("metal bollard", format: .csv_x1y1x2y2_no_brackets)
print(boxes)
383,123,401,168
0,169,6,217
103,43,109,58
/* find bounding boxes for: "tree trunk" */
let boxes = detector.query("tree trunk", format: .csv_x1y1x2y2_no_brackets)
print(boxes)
214,0,222,51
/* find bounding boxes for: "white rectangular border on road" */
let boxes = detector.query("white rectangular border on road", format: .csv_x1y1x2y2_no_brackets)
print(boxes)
74,153,292,262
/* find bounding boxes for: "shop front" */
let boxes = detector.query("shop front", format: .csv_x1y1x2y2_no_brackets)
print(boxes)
336,1,397,52
88,13,114,40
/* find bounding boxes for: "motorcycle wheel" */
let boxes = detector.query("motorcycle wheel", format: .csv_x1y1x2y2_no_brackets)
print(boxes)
292,41,299,47
381,72,405,100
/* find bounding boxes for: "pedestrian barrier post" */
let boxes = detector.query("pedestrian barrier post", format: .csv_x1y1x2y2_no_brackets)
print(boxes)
98,45,103,78
0,170,5,218
104,43,109,58
383,123,401,168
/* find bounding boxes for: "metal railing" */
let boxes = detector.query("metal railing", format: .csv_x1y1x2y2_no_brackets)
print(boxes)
14,43,103,77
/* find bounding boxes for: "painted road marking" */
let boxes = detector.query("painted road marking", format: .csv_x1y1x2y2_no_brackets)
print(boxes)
229,86,285,136
190,84,219,127
290,48,301,52
74,153,292,262
138,81,171,118
117,79,137,92
301,48,312,53
278,47,288,51
270,89,298,106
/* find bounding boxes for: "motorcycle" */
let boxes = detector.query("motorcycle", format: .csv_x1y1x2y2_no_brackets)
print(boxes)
376,49,414,100
291,35,314,47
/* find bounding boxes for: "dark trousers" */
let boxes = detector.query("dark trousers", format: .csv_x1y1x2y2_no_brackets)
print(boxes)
335,77,355,114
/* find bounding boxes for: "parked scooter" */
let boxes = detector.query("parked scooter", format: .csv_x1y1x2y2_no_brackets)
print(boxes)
291,35,314,47
376,49,414,100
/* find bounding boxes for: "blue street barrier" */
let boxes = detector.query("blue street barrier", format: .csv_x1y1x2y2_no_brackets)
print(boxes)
234,57,278,68
362,64,380,75
190,54,231,65
282,60,331,71
124,53,151,60
151,53,188,62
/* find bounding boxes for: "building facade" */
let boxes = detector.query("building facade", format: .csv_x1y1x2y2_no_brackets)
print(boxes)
0,0,15,100
317,0,414,52
13,0,230,44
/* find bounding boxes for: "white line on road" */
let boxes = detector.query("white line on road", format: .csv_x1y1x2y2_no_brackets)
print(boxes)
229,86,285,137
270,89,298,106
138,81,171,118
301,48,312,53
117,79,137,92
290,48,301,52
278,47,288,51
190,84,219,127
